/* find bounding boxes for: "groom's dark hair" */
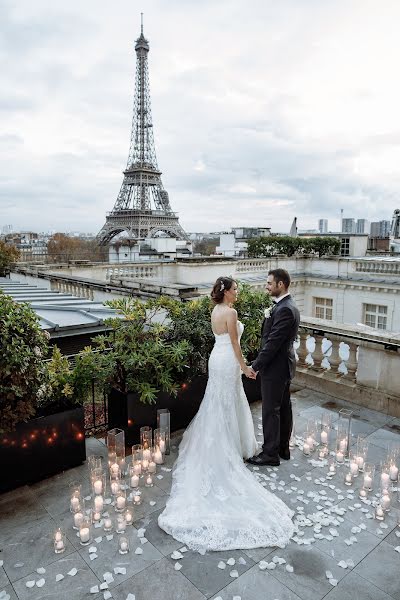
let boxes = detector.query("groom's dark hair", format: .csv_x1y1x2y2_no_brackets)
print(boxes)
268,269,291,289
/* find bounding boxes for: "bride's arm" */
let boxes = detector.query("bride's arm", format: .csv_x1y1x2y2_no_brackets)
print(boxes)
226,309,251,375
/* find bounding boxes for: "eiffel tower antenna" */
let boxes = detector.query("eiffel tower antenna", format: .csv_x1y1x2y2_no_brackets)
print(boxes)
97,17,188,245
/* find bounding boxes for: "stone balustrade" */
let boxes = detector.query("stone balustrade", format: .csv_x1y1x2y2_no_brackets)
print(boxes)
106,264,160,281
295,317,400,417
355,260,400,276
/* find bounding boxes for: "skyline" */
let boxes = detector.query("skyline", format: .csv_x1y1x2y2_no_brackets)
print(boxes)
1,0,400,234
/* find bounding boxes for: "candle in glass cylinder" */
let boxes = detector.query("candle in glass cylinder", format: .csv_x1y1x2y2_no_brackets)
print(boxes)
133,463,142,476
103,517,112,532
116,495,126,511
344,472,353,486
54,529,65,554
148,461,157,473
133,493,142,505
359,487,368,499
390,464,399,481
142,459,149,471
94,495,104,513
93,511,101,522
116,515,126,534
306,436,314,450
130,474,139,488
110,462,119,475
363,474,372,490
125,509,133,525
159,439,166,453
145,474,153,487
93,479,103,495
303,443,310,456
350,461,358,476
381,491,391,511
153,449,163,465
110,481,120,495
320,431,328,445
80,527,90,544
381,472,390,488
70,495,80,512
142,448,151,461
356,455,364,469
339,438,347,452
73,510,84,529
119,536,129,554
375,504,384,521
336,451,344,464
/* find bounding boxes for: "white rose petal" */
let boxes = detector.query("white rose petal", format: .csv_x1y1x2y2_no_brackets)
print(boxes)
217,561,226,570
229,570,239,578
25,581,35,588
36,578,45,588
90,585,99,594
174,563,182,571
55,574,64,582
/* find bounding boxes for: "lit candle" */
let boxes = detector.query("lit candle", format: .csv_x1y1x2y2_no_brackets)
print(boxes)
356,456,364,468
133,463,142,476
93,479,103,495
306,436,314,448
148,461,157,473
125,509,133,525
381,492,391,511
73,511,84,528
70,496,80,511
329,464,336,474
55,530,62,542
336,451,344,463
142,459,149,471
133,494,141,505
116,517,126,533
350,461,358,476
111,481,119,495
80,527,90,543
375,505,384,520
390,465,399,481
339,438,347,452
145,474,153,487
93,511,101,522
320,431,328,445
55,540,65,552
344,472,352,485
143,448,151,461
159,439,166,453
119,537,129,553
363,474,372,489
110,462,119,474
103,518,112,531
94,495,104,512
130,474,139,488
359,487,367,498
116,496,126,510
303,443,310,456
153,449,163,465
381,472,390,488
54,529,65,554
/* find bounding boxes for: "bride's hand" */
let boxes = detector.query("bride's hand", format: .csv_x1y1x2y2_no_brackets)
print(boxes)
244,365,256,379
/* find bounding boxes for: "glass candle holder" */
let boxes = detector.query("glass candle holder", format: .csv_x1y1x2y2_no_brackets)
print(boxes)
381,489,391,512
116,513,126,534
355,436,368,472
327,456,336,476
305,422,316,452
125,507,133,526
133,491,142,505
320,413,331,446
318,445,329,460
157,409,170,455
87,455,103,476
93,494,104,514
148,459,157,473
131,444,143,475
389,458,399,482
53,528,66,554
335,424,348,464
79,514,92,545
154,428,166,457
141,453,150,473
374,503,385,521
152,445,164,466
363,463,375,491
338,408,353,459
91,469,106,496
110,472,121,496
69,481,82,512
107,428,125,472
103,515,113,532
344,469,353,486
72,503,85,530
349,451,359,477
118,535,130,554
92,509,102,524
115,489,127,512
140,426,152,455
359,485,368,500
145,473,154,487
380,462,391,491
129,466,140,489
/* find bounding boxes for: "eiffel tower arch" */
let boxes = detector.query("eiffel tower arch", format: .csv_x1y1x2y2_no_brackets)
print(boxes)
97,17,188,246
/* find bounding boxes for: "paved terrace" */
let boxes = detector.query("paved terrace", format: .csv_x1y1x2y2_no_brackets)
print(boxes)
1,389,400,600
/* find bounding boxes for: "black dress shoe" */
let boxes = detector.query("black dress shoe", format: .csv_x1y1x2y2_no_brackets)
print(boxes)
279,449,290,461
247,454,280,466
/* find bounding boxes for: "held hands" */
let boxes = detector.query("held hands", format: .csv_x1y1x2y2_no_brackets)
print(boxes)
243,365,257,379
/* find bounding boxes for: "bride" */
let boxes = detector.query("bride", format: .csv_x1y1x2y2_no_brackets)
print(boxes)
158,276,294,551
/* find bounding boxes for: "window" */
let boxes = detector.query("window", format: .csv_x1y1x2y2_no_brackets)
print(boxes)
363,304,387,330
314,297,333,320
341,237,350,256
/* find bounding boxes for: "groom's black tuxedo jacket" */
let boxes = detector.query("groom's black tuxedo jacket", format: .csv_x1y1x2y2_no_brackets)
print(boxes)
252,294,300,381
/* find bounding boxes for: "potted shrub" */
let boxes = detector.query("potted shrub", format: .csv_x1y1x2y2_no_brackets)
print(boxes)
0,294,86,492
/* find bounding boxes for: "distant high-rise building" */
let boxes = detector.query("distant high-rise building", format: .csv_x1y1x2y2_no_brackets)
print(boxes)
342,218,356,233
318,219,328,233
370,220,391,237
356,219,370,234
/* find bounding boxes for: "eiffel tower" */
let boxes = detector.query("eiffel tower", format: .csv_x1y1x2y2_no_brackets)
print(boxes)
97,17,188,245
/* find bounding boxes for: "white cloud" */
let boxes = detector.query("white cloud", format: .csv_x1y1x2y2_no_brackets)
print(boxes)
1,0,399,234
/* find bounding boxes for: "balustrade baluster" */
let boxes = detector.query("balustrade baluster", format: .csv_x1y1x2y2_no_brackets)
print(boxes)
326,336,342,377
310,334,325,371
343,342,358,381
296,330,309,368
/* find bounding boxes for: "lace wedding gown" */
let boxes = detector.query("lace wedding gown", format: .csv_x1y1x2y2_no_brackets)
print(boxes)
158,321,294,551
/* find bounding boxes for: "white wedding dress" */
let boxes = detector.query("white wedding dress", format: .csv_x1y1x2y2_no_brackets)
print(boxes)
158,321,294,551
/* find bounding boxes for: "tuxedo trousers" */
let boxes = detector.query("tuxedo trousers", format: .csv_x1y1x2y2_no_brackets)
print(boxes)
260,377,292,458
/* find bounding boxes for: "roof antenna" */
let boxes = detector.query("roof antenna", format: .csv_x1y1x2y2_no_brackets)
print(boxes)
141,12,143,35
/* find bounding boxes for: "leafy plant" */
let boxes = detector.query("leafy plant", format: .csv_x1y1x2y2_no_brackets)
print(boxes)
247,235,340,258
0,240,19,275
0,293,49,433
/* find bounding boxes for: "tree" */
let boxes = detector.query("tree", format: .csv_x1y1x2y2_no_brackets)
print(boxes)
0,240,19,274
247,236,340,258
47,233,107,263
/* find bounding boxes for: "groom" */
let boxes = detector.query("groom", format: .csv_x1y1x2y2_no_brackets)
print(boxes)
248,269,300,466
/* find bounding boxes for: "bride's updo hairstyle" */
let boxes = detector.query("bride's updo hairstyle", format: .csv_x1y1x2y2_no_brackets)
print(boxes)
211,276,236,304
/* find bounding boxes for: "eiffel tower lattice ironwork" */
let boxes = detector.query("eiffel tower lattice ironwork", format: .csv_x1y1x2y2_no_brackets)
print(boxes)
97,18,188,245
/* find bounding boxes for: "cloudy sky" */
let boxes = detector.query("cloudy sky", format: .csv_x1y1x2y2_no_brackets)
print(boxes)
1,0,400,235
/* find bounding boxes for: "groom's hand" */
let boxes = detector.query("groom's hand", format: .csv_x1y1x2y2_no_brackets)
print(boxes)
248,367,257,379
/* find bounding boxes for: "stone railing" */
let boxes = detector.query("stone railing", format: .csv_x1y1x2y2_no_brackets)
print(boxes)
294,317,400,416
236,259,272,273
355,260,400,276
106,264,160,281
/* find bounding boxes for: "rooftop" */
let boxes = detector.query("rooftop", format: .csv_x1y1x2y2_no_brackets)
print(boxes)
0,389,399,600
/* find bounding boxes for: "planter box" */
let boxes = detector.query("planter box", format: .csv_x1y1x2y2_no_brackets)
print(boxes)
0,405,86,493
108,374,261,445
